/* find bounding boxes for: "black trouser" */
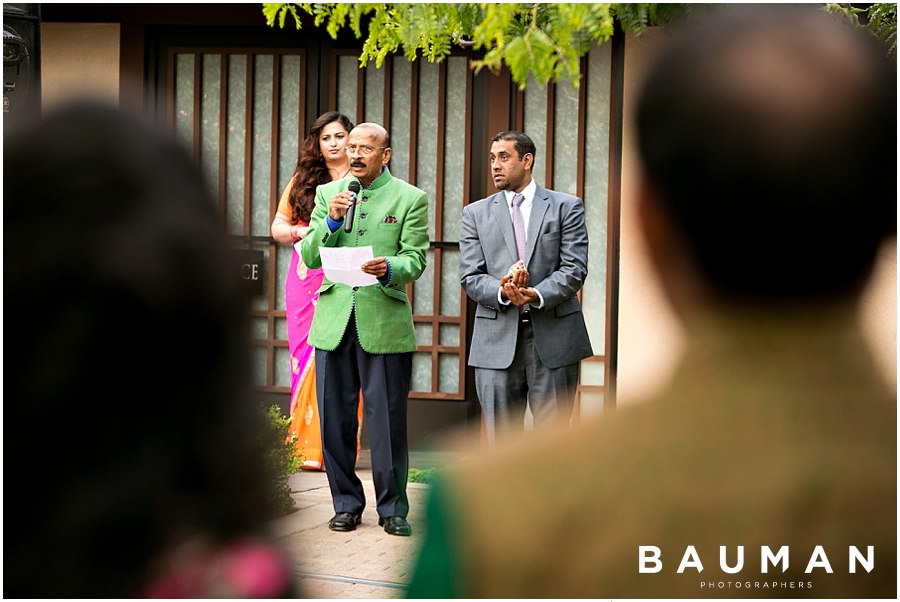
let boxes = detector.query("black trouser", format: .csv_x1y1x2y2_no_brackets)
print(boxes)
315,317,411,518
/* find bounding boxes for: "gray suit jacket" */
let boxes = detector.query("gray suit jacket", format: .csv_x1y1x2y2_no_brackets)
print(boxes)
459,184,593,370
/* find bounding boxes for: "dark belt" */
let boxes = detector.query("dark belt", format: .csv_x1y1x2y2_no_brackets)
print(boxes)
519,311,531,324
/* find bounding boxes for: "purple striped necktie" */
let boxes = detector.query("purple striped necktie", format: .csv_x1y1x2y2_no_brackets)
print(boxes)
511,192,526,261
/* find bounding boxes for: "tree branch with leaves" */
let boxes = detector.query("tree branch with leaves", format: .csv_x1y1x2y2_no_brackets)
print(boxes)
263,3,896,89
825,3,896,57
262,3,688,89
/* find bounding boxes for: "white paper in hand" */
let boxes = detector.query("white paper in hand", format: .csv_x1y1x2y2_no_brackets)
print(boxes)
318,245,379,287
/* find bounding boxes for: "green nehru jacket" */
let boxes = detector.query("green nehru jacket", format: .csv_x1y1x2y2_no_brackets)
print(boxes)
301,167,429,354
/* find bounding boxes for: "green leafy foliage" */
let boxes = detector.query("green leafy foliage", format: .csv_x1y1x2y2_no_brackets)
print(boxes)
825,3,897,57
261,403,303,517
408,467,437,484
265,3,896,87
863,3,897,57
263,2,302,29
262,3,687,88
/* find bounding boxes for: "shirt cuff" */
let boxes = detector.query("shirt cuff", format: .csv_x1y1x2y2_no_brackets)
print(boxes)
498,286,511,306
326,214,343,232
530,288,545,309
377,259,392,285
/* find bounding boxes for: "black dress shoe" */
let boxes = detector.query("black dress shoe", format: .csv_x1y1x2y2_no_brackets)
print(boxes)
378,515,412,536
328,512,362,532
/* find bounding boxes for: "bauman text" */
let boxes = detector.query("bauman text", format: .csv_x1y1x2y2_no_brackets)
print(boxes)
638,545,875,574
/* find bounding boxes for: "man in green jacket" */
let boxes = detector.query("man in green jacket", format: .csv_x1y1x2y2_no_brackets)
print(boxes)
301,122,428,537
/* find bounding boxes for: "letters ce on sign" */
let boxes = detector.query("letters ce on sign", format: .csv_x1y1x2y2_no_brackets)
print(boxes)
238,249,264,297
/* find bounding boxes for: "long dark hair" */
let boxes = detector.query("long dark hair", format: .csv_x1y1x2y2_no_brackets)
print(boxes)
289,111,354,224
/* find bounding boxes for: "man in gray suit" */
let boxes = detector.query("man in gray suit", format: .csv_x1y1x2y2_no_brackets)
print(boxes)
460,131,593,443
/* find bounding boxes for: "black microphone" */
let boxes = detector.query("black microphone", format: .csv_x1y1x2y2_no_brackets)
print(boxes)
344,180,361,233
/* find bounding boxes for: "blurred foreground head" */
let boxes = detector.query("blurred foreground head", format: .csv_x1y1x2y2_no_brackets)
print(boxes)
4,103,283,596
636,6,896,311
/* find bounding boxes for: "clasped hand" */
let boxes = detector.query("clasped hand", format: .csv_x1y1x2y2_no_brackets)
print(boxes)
500,267,537,307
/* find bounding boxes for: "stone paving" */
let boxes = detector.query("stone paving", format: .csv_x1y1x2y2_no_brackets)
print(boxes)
269,451,452,598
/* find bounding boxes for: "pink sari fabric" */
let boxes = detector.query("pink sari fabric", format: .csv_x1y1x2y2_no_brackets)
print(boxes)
286,246,325,469
144,538,293,597
286,247,322,413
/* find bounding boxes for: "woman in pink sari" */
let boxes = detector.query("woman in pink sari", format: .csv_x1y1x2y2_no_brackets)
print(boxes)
271,111,360,470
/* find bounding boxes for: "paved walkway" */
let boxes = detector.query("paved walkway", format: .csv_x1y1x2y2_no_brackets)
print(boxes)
269,451,455,598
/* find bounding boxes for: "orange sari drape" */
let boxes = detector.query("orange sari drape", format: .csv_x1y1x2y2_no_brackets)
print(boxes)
287,356,363,469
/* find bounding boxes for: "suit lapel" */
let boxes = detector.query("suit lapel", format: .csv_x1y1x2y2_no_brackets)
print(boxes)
524,186,550,266
491,192,519,263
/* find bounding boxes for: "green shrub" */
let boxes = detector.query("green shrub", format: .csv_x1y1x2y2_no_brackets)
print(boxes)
408,467,437,484
262,404,303,517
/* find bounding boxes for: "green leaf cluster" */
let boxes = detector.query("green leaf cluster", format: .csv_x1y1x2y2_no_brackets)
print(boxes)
264,3,896,87
473,3,618,89
825,3,897,57
260,403,303,517
863,3,897,57
263,3,686,88
408,467,437,484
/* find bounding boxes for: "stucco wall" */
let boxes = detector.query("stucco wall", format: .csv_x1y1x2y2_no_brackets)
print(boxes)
41,23,120,111
859,240,897,387
617,31,685,405
617,30,896,404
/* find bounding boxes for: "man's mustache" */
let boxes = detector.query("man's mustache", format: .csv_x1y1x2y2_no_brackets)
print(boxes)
351,161,366,168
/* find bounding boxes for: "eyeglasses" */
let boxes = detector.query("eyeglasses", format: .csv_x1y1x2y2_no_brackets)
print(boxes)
345,145,385,157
